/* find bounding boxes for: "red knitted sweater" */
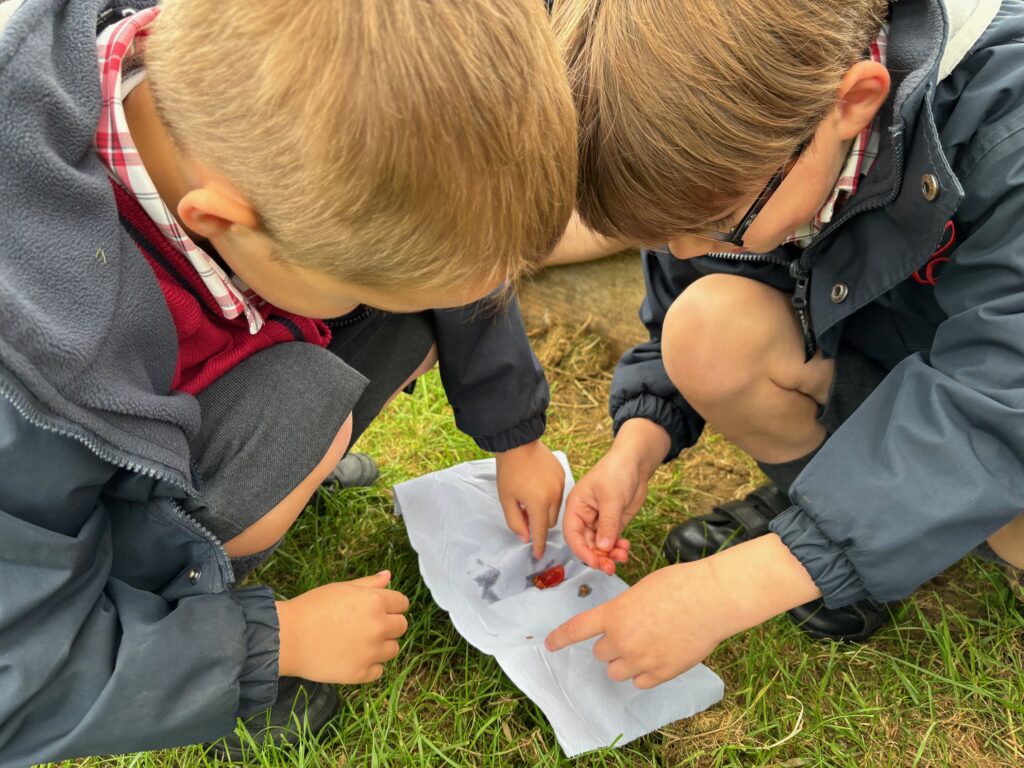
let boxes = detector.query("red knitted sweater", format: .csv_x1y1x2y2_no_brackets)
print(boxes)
113,181,331,395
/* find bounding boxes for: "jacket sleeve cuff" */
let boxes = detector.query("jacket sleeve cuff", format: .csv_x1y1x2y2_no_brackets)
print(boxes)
768,505,871,609
473,413,547,453
611,394,694,462
232,586,280,718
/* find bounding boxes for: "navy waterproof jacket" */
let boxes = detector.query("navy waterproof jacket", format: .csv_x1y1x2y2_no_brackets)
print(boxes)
0,0,548,763
610,0,1024,608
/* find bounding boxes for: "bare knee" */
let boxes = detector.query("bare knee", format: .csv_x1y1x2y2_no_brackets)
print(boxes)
224,414,354,557
311,413,355,484
662,274,784,406
987,511,1024,569
413,343,438,381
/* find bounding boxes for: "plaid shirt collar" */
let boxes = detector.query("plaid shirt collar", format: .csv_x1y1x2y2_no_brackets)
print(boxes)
95,8,266,334
785,22,890,246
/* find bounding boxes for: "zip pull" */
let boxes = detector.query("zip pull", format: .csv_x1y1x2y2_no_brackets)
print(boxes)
790,261,818,361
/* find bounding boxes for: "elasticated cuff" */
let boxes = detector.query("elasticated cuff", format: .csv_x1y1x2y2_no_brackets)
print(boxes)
473,413,547,453
232,585,280,718
611,394,695,462
769,505,871,609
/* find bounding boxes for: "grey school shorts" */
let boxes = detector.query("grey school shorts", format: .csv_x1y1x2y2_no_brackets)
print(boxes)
187,309,434,544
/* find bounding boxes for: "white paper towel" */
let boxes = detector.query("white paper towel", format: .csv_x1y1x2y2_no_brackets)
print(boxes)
393,452,724,756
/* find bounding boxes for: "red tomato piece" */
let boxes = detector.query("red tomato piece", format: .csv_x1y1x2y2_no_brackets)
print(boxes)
532,564,565,590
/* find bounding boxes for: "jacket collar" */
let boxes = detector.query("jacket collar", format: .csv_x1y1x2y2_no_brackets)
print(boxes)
807,0,984,345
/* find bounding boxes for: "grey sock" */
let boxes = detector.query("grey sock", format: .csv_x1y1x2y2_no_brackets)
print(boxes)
970,541,1012,567
756,445,821,495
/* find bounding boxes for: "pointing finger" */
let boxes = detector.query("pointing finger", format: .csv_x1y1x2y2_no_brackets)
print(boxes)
545,605,605,652
530,505,549,559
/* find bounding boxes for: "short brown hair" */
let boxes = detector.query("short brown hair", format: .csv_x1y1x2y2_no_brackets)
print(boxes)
146,0,576,290
553,0,888,242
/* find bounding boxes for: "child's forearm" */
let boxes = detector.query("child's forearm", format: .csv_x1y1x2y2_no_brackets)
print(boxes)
701,534,823,637
546,532,827,682
611,418,672,478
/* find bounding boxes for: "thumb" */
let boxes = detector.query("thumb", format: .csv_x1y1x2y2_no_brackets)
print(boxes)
348,570,392,588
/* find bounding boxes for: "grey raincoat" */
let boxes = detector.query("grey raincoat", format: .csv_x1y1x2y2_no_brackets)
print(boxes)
610,0,1024,608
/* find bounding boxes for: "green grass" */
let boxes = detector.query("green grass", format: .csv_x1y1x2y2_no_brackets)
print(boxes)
56,337,1024,768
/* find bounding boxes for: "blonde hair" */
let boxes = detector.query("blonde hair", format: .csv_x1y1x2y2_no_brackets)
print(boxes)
146,0,576,290
552,0,888,242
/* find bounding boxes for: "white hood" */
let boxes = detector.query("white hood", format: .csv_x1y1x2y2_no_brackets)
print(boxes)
940,0,1001,79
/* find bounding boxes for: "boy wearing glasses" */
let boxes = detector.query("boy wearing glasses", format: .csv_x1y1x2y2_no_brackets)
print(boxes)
544,0,1024,685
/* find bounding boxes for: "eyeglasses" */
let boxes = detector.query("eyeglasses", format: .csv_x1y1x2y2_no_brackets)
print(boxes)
683,140,808,249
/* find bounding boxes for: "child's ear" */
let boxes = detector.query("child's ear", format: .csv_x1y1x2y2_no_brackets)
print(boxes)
177,188,260,241
830,60,891,142
177,159,261,241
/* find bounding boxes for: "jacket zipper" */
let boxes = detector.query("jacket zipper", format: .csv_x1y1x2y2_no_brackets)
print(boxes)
326,305,374,329
705,250,793,269
706,250,817,360
0,378,234,585
707,133,906,361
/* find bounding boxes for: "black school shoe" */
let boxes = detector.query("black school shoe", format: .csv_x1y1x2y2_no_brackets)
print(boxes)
322,452,379,489
205,677,340,762
663,484,891,643
664,485,791,559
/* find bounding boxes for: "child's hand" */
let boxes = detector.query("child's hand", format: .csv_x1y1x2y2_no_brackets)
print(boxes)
562,448,648,575
495,440,566,558
275,570,409,684
545,562,724,687
564,418,671,574
545,536,823,688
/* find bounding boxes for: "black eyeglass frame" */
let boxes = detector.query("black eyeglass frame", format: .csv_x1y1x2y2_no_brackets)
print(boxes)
686,140,808,248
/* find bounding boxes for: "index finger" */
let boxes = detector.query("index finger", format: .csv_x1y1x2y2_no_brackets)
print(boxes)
545,605,605,652
529,504,550,559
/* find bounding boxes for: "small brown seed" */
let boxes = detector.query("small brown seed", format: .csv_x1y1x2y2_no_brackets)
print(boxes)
578,584,592,597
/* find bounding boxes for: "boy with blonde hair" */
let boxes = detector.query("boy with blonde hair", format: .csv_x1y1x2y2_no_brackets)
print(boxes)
0,0,574,762
546,0,1024,685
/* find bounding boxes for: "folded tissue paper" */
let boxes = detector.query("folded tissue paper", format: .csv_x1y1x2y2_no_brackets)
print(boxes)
393,452,724,757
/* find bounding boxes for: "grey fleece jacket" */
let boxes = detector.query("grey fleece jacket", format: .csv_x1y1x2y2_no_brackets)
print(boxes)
0,0,280,763
0,0,548,763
